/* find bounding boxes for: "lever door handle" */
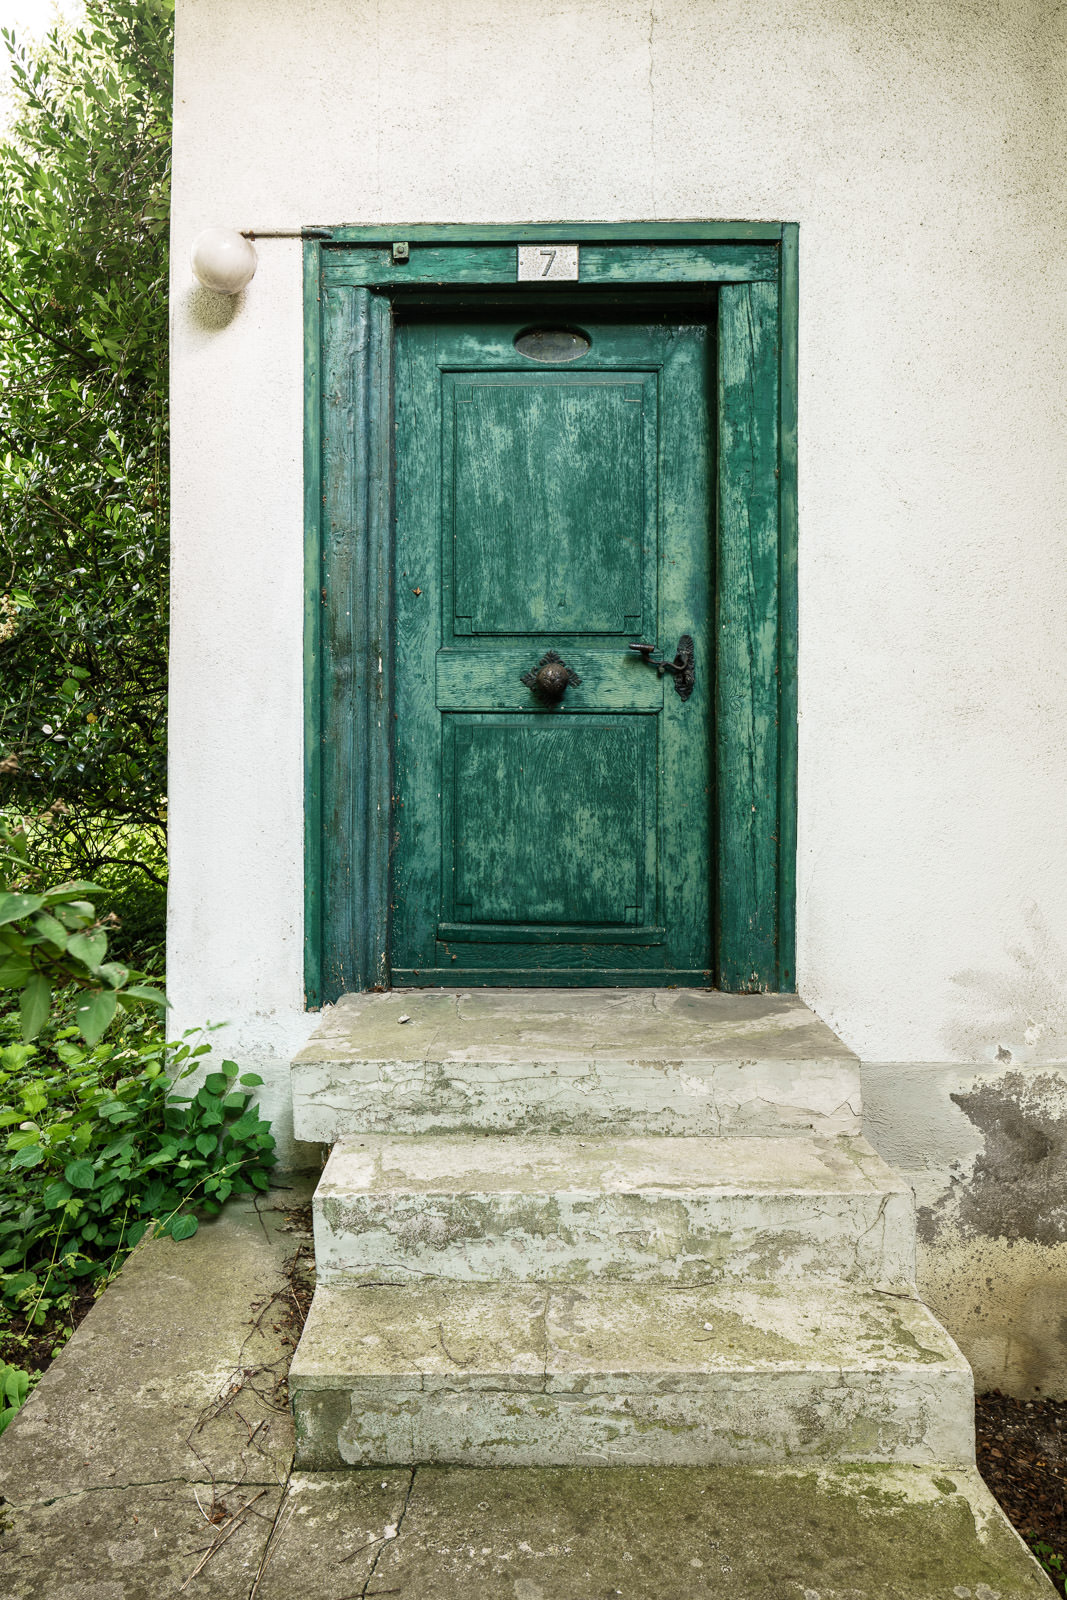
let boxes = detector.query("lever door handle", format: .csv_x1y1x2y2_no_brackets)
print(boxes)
628,635,695,701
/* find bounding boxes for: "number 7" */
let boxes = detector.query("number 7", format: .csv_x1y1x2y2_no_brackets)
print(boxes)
539,249,556,277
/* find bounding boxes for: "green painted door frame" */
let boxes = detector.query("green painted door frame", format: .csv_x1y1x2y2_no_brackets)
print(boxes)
303,223,798,1005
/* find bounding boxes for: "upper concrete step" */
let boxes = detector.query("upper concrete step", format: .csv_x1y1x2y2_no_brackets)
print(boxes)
290,1278,973,1469
292,989,861,1142
314,1132,914,1286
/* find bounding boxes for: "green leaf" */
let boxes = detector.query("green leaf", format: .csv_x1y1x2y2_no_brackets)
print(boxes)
194,1133,217,1157
96,961,129,988
4,1272,37,1298
64,1159,95,1190
10,1145,43,1169
122,984,167,1007
3,1367,29,1404
203,1072,230,1095
40,884,101,906
73,988,117,1046
54,903,96,930
19,975,51,1042
31,911,68,948
168,1214,198,1242
238,1072,264,1087
0,957,33,990
226,1115,260,1141
0,894,45,927
67,929,107,972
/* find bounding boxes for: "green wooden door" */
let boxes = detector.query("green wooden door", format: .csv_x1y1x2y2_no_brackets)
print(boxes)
391,312,713,986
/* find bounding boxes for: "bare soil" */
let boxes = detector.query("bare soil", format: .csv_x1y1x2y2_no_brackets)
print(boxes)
0,1280,98,1379
977,1390,1067,1593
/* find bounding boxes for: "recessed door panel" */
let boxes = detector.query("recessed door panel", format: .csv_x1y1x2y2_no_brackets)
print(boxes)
445,713,655,928
448,375,654,637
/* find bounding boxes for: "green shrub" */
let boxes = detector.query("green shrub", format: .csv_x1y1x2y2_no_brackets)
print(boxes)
0,1011,276,1329
0,816,165,1043
4,815,167,977
0,1,172,850
84,862,166,974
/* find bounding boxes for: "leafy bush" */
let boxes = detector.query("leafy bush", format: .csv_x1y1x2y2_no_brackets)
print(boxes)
0,818,165,1043
0,1011,276,1331
0,0,172,856
87,857,166,974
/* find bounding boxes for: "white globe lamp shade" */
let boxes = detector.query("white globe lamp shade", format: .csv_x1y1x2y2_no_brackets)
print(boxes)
191,227,257,294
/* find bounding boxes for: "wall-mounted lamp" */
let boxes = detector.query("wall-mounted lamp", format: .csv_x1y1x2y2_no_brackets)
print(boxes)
191,227,258,294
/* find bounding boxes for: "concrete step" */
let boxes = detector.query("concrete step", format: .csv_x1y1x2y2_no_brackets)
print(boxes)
292,988,861,1142
313,1132,914,1286
290,1279,973,1469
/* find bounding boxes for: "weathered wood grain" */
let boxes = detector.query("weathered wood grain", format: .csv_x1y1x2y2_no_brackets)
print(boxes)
320,221,784,244
318,285,392,997
303,241,324,1005
716,282,781,991
324,240,779,289
777,225,800,992
435,649,663,712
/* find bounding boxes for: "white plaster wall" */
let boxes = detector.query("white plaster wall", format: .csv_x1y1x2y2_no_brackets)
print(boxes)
864,1061,1067,1397
169,0,1067,1155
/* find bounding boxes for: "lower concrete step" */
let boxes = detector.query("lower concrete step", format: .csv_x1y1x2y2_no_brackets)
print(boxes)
313,1132,914,1286
292,988,862,1141
290,1279,974,1469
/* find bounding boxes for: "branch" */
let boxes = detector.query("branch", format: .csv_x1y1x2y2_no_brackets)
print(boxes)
0,282,89,366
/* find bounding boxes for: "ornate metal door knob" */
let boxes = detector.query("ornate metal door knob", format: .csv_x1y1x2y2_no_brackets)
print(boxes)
520,650,581,703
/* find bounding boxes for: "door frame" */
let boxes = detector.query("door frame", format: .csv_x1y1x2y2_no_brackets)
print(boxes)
303,222,799,1004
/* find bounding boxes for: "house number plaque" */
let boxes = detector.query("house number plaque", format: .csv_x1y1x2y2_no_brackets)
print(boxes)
517,244,579,281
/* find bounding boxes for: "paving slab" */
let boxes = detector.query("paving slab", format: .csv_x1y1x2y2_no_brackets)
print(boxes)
259,1465,1052,1600
0,1480,286,1600
291,1280,973,1468
315,1132,914,1285
294,988,862,1141
0,1181,313,1506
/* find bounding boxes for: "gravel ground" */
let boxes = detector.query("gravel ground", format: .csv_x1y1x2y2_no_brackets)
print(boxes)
977,1391,1067,1594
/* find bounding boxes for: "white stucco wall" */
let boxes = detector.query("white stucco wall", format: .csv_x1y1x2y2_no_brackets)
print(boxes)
169,0,1067,1163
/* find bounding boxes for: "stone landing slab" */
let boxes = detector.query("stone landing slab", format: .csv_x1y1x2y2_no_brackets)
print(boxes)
292,989,862,1142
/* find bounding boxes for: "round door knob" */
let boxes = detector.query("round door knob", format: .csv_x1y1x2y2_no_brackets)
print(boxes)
535,660,570,700
520,649,582,702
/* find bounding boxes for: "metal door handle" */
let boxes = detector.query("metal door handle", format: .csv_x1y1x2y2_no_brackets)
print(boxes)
628,635,695,701
520,650,581,703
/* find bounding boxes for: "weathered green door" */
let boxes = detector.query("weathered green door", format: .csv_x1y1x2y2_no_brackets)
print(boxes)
391,311,713,985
